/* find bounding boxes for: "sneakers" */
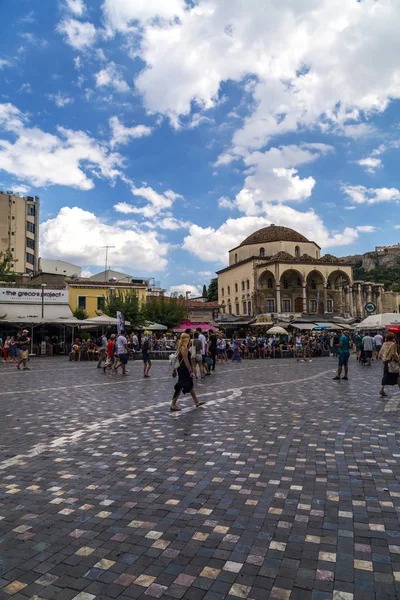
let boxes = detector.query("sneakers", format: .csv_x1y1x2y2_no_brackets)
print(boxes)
332,375,340,380
342,376,348,380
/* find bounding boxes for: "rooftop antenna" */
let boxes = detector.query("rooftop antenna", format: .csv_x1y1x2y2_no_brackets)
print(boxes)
100,246,115,279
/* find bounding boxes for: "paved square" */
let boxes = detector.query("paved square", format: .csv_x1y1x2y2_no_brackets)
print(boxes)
0,356,400,600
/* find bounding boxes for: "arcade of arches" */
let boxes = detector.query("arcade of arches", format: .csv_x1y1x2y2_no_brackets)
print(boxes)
217,225,389,319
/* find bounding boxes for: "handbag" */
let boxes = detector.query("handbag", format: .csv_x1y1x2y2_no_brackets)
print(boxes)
388,360,400,374
189,342,196,359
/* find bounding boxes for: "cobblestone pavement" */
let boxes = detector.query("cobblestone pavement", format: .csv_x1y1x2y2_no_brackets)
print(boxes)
1,355,400,600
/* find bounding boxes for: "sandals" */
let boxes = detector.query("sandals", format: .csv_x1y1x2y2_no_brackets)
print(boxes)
195,401,206,407
170,406,181,412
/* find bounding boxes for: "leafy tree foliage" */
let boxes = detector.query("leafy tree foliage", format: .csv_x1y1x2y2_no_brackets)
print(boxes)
73,307,89,320
202,284,207,297
0,249,17,282
103,291,145,329
142,296,186,330
207,278,218,302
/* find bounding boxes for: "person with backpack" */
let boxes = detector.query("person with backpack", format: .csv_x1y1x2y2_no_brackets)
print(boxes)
97,333,108,368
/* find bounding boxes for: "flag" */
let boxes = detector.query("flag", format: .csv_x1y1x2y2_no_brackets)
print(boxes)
116,311,125,334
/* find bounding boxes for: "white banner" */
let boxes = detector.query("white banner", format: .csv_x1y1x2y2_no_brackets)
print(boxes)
116,311,125,334
0,288,69,304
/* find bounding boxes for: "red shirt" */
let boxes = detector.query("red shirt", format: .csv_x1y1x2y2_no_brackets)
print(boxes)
107,340,115,357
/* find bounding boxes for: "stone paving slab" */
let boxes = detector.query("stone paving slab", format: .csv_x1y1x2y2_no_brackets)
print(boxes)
0,356,400,600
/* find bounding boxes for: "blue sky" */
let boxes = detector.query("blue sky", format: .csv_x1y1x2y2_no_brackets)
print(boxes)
0,0,399,296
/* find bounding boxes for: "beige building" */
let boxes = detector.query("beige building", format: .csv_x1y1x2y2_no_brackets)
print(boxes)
0,191,40,274
217,225,395,319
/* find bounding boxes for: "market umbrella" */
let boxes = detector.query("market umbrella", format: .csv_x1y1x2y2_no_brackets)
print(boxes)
143,322,167,331
357,313,400,330
267,326,289,335
313,325,331,330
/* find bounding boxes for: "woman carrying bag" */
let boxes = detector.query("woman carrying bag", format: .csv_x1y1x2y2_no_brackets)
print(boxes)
379,332,400,397
170,333,205,412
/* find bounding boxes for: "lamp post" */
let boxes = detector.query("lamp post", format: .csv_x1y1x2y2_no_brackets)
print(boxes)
41,283,47,319
185,291,190,324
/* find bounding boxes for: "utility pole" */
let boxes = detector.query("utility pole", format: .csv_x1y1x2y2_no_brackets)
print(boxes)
100,246,115,280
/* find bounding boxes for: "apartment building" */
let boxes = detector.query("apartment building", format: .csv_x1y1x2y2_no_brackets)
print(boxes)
0,191,40,274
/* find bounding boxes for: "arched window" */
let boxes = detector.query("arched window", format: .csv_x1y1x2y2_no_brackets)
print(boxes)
267,278,273,289
260,247,265,257
283,278,289,290
311,279,316,290
234,253,238,264
246,279,250,290
235,283,238,293
241,281,245,291
248,301,251,315
295,246,300,258
227,285,231,295
221,288,225,297
228,304,232,314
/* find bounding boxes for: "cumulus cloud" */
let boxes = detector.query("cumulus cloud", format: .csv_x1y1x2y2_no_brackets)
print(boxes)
343,185,400,205
169,284,202,298
355,157,382,174
95,62,130,93
65,0,86,16
48,92,74,108
356,225,376,233
109,116,152,148
218,196,235,210
183,206,366,264
0,102,123,189
115,179,183,218
40,206,169,272
112,0,400,148
0,58,12,70
57,19,97,50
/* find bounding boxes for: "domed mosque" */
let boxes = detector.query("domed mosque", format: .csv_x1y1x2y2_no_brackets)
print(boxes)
216,224,386,322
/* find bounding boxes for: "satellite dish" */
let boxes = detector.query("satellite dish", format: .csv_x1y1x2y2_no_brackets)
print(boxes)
71,273,79,279
109,277,117,282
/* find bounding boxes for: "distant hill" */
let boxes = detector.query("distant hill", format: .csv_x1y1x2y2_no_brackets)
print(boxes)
341,246,400,292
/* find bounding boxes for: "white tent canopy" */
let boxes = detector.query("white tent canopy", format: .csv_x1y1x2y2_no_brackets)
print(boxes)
267,326,289,335
356,313,400,330
143,322,167,331
84,315,131,326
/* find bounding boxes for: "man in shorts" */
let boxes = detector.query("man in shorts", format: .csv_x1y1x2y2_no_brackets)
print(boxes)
374,332,383,359
333,330,350,380
114,330,129,376
362,332,374,366
16,329,31,371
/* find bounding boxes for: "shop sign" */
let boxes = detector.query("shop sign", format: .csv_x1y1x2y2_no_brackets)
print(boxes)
0,288,68,304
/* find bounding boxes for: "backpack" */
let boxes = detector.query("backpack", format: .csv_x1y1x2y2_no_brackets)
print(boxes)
170,353,182,370
97,336,104,347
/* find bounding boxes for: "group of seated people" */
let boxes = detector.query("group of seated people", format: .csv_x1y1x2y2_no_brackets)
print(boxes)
228,333,332,361
70,338,99,361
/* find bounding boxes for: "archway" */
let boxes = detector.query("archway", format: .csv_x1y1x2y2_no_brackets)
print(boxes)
294,297,303,312
280,269,305,314
327,270,351,316
306,270,325,314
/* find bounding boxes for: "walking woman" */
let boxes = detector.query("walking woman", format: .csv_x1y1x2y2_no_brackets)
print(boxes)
170,333,205,412
379,332,400,397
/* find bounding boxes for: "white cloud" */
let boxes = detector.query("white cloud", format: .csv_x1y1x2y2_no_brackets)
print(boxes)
153,217,191,231
343,185,400,205
65,0,86,16
218,196,235,210
48,92,74,108
95,62,130,93
115,179,183,218
356,225,376,233
355,157,382,174
40,206,169,272
394,225,400,230
233,144,333,214
102,0,184,34
344,206,356,210
183,204,367,264
0,102,123,189
57,19,97,50
109,116,152,148
0,59,12,70
81,268,94,278
111,0,400,151
168,284,202,298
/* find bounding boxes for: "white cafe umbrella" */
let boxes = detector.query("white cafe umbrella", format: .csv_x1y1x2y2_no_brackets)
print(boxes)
357,313,400,330
267,326,289,335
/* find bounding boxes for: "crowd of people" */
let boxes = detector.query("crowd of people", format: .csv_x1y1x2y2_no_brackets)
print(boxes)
0,330,31,370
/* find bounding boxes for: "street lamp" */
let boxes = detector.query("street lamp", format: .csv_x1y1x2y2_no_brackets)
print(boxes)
185,291,191,323
41,283,47,319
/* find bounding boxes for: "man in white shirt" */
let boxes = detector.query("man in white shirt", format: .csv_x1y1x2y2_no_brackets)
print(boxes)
374,332,383,359
97,333,108,368
131,333,139,351
196,327,209,376
115,331,129,375
362,333,373,366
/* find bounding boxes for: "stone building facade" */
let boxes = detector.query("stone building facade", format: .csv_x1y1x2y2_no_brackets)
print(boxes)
217,225,397,319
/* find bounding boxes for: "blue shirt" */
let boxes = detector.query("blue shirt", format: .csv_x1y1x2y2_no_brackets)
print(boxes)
338,335,349,354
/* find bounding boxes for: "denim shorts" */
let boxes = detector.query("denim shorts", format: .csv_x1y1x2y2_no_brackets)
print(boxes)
338,352,350,367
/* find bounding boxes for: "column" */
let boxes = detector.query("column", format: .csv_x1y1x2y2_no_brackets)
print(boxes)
344,286,349,315
367,285,372,304
357,284,363,317
377,286,383,314
276,284,281,314
302,281,307,313
323,284,328,314
338,282,343,315
349,287,354,317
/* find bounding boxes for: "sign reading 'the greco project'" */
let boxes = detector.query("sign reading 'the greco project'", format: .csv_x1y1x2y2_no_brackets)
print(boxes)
0,288,69,304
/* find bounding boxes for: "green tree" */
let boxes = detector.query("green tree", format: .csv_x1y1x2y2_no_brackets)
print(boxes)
73,307,89,320
0,249,17,282
207,278,218,302
142,296,186,330
202,284,207,298
353,257,400,291
103,291,145,329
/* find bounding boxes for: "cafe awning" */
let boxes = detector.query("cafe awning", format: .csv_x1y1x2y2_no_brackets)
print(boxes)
0,303,73,321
